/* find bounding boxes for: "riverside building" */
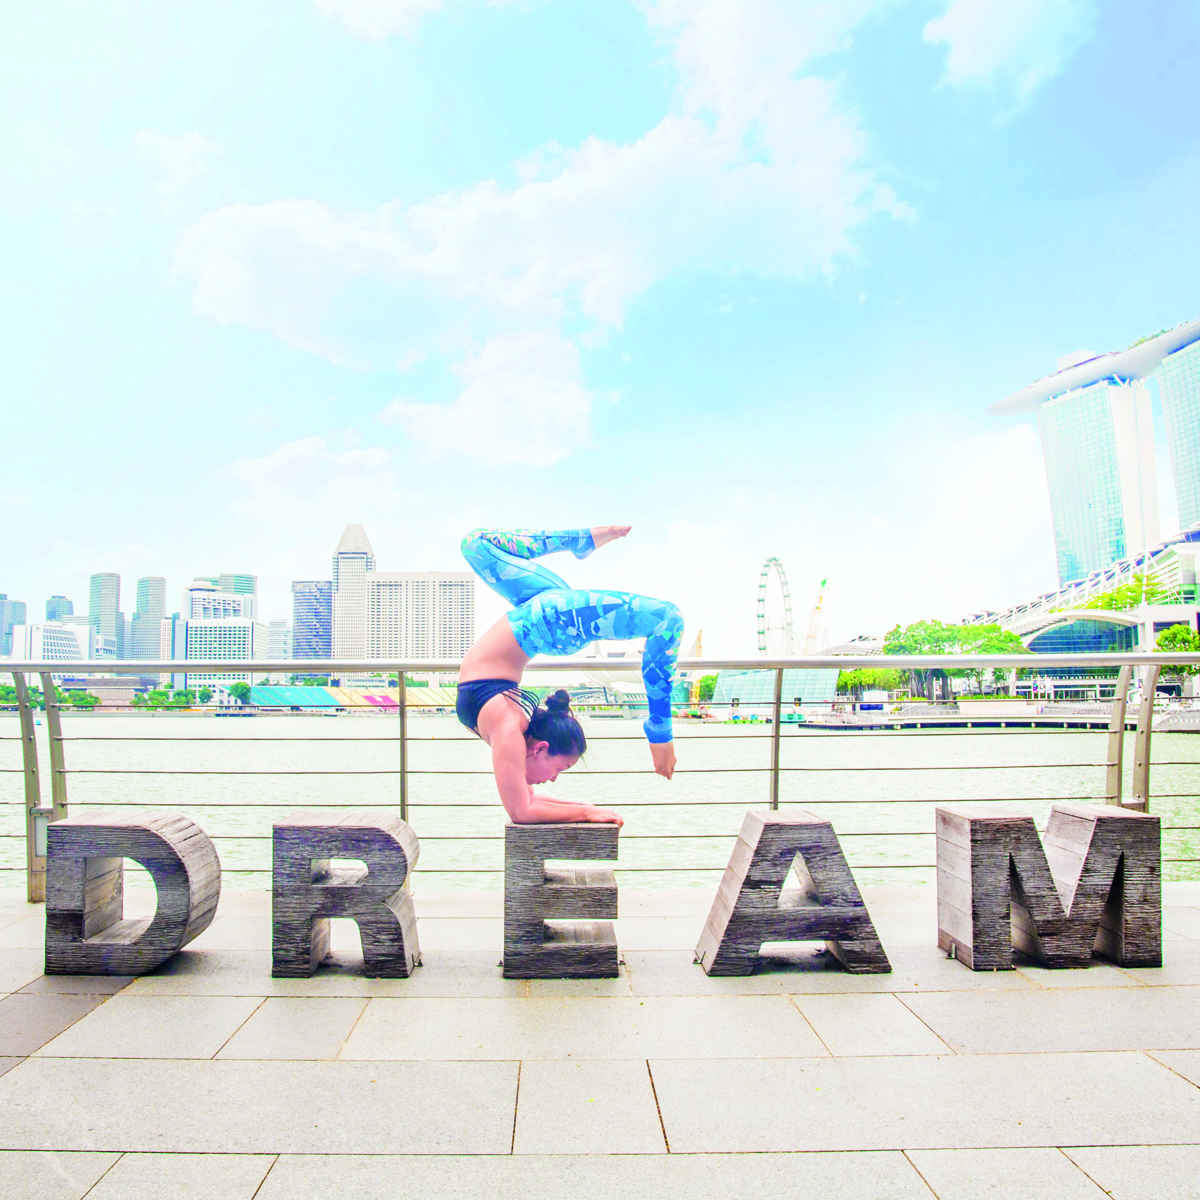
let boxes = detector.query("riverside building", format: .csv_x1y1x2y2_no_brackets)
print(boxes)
183,618,268,688
992,318,1200,586
365,572,475,659
45,595,73,621
130,576,167,662
331,524,375,659
88,573,124,658
292,581,333,661
0,595,26,656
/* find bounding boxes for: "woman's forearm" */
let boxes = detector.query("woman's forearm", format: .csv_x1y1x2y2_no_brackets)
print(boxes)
504,792,597,823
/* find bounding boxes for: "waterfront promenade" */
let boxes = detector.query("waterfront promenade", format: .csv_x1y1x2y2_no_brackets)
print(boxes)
2,882,1200,1198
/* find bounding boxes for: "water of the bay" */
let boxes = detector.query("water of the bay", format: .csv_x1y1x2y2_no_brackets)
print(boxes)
2,713,1199,888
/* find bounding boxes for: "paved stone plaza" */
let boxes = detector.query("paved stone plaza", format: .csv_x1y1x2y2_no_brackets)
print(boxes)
2,883,1200,1198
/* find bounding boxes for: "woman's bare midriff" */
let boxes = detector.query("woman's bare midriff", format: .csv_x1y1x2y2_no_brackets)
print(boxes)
459,614,530,683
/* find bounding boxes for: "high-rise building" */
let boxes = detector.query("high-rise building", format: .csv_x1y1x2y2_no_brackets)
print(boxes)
88,573,125,658
45,595,74,621
0,595,27,656
991,319,1200,586
183,619,268,688
1158,339,1200,532
292,581,333,660
1038,380,1159,584
9,622,90,664
181,580,256,620
218,573,258,597
365,573,475,659
130,576,167,660
332,524,376,659
268,619,292,659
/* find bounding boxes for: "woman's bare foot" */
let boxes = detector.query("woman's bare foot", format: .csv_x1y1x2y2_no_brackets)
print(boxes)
591,525,631,549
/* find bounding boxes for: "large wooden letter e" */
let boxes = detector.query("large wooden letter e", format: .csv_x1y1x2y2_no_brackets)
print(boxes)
696,811,890,976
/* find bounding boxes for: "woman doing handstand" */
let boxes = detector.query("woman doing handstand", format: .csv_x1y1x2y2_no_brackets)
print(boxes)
456,526,684,826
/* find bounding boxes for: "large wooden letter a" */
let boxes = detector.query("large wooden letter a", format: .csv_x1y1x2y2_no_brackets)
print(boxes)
936,802,1161,970
696,811,890,975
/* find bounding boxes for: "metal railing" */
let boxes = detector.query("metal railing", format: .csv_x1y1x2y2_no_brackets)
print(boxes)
4,652,1200,901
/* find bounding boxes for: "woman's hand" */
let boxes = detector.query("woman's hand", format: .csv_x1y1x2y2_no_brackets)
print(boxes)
583,806,624,827
650,741,676,780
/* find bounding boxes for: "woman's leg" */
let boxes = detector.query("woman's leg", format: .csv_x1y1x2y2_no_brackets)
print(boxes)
524,588,684,743
461,528,595,607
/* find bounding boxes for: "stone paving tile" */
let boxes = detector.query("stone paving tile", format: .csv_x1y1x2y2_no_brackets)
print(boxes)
85,1152,276,1199
623,947,1038,996
0,993,109,1056
0,1059,518,1154
186,916,270,952
513,1061,666,1155
416,918,502,952
18,974,132,995
0,947,48,995
1063,1144,1200,1199
793,993,953,1057
1015,961,1145,988
254,1151,933,1199
0,915,44,949
527,970,633,997
340,995,829,1061
0,1151,119,1200
33,995,263,1059
1163,907,1200,940
648,1051,1200,1153
1146,1048,1200,1085
1118,942,1200,986
907,1147,1107,1198
123,950,529,998
900,986,1200,1054
0,1057,24,1078
216,997,367,1060
0,904,40,932
613,917,703,951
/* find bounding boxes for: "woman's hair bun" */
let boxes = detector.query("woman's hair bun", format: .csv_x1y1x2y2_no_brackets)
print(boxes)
544,688,572,714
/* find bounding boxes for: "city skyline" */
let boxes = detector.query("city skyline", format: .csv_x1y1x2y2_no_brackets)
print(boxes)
4,3,1199,652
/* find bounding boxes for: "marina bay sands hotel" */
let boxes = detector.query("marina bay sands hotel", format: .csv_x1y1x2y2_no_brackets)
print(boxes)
992,318,1200,587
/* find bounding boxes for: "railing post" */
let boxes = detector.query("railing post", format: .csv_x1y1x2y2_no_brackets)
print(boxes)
769,668,783,811
1129,665,1161,812
39,671,69,821
1106,664,1133,805
14,673,49,902
398,676,408,824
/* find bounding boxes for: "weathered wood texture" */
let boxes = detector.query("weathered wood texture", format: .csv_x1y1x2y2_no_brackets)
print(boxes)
696,810,891,976
503,823,619,978
45,812,221,975
272,810,420,978
936,802,1161,970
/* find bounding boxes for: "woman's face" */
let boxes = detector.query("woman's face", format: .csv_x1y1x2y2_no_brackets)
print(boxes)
525,741,581,785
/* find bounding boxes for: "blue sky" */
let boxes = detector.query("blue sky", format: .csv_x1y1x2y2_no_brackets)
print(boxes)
3,0,1198,653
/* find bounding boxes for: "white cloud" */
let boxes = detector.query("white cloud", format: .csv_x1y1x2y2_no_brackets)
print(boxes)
315,0,443,39
382,330,592,464
136,131,221,211
178,1,906,463
223,435,397,524
923,0,1096,108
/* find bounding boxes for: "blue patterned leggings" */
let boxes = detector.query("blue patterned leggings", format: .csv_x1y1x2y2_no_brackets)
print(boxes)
461,529,683,743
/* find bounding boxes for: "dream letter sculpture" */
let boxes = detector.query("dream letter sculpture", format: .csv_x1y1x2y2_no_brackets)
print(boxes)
272,810,420,978
503,822,619,978
696,810,890,975
936,802,1161,969
45,812,220,975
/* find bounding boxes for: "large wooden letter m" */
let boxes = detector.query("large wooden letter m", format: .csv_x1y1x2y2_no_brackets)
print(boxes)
936,802,1161,970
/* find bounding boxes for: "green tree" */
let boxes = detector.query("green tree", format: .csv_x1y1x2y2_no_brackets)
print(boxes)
172,689,196,706
228,682,252,705
68,691,99,709
836,667,904,699
197,687,214,704
1079,573,1169,612
697,674,718,702
1156,623,1200,680
885,620,1028,698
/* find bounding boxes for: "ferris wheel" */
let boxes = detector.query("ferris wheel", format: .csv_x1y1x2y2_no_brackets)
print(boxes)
757,557,795,655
